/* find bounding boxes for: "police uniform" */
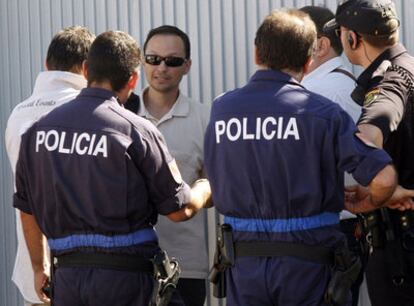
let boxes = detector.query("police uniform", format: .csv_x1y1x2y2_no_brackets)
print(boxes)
352,43,414,305
13,87,192,306
204,70,392,306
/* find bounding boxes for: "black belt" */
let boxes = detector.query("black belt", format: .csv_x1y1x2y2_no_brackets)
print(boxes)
56,252,154,273
235,241,334,265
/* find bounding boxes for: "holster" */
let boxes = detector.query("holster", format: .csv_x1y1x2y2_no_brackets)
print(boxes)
150,250,180,306
362,208,412,286
324,246,362,306
209,224,235,298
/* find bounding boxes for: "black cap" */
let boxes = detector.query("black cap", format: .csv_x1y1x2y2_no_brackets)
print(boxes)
324,0,400,35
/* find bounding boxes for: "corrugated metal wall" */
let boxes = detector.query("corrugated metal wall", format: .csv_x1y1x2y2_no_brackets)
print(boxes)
1,1,413,305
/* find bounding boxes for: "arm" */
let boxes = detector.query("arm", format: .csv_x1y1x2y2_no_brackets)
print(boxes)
345,164,397,213
130,125,212,221
167,179,212,222
356,124,384,149
20,211,50,303
346,183,414,213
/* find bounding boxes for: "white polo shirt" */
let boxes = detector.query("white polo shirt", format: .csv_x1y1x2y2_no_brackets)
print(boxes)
5,71,86,303
302,57,361,219
138,88,211,279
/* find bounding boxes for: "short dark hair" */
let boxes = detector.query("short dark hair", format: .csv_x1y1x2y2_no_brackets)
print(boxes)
143,25,190,59
255,9,316,72
86,31,141,92
300,6,343,55
46,26,95,73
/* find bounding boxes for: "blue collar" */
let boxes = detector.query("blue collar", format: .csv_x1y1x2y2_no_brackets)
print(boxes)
78,87,118,101
249,69,304,89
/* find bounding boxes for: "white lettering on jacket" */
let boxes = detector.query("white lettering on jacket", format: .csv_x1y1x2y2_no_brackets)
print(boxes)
35,130,108,158
215,117,300,144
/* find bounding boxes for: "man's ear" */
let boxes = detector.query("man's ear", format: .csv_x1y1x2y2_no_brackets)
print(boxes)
317,37,331,57
82,60,88,79
127,71,139,90
45,61,49,71
348,31,358,50
183,59,192,75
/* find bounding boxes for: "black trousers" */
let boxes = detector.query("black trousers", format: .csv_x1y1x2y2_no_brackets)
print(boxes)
340,218,364,306
366,248,414,306
168,278,206,306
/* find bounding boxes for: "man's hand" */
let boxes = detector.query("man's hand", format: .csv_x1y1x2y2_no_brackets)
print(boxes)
345,184,414,213
167,179,212,222
345,185,371,213
192,178,213,208
386,185,414,211
34,268,50,303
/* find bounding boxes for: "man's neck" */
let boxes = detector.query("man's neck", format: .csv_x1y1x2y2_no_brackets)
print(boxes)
144,88,180,120
359,43,395,69
317,50,339,67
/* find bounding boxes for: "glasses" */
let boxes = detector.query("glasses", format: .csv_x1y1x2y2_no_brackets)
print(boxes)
335,28,341,37
144,54,187,67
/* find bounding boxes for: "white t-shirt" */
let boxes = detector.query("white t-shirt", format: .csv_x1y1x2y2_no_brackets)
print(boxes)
302,57,361,220
5,70,86,303
138,89,211,279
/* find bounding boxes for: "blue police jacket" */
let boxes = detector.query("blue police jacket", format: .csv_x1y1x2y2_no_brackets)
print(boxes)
204,70,392,247
14,88,191,257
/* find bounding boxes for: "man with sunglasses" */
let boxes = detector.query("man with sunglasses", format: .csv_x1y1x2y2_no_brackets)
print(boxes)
13,30,212,306
325,0,414,305
126,25,210,306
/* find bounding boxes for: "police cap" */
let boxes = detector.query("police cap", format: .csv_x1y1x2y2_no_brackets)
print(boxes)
324,0,400,35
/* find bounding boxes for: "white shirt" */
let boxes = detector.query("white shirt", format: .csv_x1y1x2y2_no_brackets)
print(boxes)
138,89,211,278
302,57,361,219
302,57,361,122
5,71,86,303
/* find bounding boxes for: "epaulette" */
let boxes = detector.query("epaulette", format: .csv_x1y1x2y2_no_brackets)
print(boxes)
372,60,392,79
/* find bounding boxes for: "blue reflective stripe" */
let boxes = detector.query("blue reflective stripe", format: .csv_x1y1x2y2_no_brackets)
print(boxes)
48,227,158,251
224,212,339,233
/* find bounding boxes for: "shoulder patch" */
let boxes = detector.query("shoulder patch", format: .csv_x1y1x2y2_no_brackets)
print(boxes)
364,88,381,106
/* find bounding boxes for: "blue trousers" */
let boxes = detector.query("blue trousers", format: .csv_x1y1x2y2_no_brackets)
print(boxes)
226,256,351,306
53,267,154,306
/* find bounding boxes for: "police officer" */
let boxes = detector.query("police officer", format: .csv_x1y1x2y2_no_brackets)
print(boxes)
325,0,414,305
204,9,411,306
13,31,212,306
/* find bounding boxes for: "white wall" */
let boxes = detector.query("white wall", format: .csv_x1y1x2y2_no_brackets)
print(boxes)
1,1,414,305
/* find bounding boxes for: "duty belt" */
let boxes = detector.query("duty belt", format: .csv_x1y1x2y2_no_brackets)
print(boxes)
55,252,154,273
235,241,334,265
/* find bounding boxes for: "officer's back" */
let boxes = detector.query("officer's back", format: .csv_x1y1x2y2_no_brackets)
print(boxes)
14,30,211,306
205,9,397,306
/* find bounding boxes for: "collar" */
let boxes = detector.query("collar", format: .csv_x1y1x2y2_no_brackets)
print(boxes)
357,44,407,89
249,69,304,88
78,87,119,104
32,71,86,95
138,88,190,124
302,57,345,83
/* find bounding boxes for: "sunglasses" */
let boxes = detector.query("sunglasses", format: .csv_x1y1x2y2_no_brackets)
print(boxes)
144,54,187,67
